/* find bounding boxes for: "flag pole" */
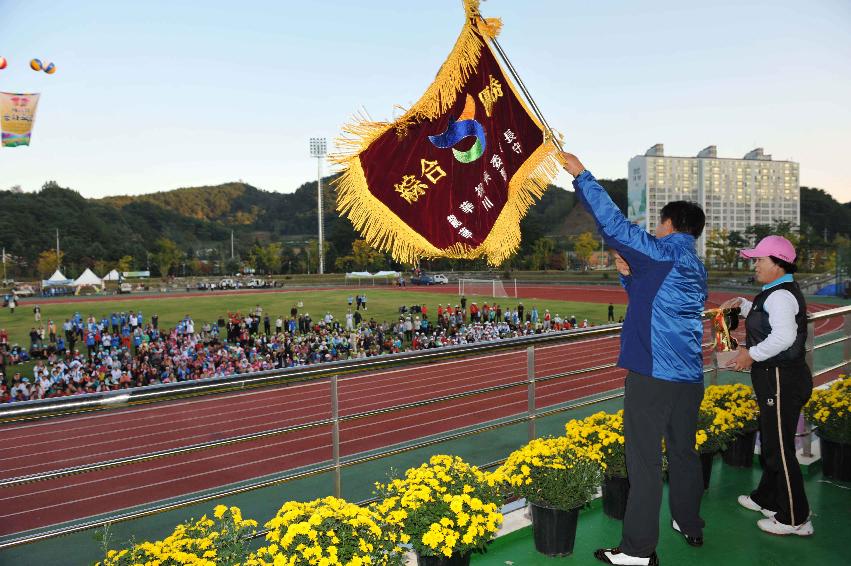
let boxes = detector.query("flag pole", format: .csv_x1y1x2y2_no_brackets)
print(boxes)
475,13,565,154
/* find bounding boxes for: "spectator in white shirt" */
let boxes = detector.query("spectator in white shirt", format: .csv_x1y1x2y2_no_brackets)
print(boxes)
720,235,813,537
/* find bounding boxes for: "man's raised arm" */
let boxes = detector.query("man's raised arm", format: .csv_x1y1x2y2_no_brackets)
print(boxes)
561,152,660,263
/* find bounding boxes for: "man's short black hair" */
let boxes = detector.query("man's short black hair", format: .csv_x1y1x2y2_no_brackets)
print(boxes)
660,201,706,238
769,255,798,274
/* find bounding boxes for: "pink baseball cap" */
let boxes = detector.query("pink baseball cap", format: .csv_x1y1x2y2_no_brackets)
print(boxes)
740,235,796,263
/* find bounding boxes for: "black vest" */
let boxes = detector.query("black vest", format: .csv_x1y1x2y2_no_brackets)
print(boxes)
745,281,807,367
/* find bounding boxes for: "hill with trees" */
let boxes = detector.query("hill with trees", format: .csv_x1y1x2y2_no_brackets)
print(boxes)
0,177,846,278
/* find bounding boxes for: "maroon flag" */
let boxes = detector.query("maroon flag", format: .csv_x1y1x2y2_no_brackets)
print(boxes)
333,0,560,265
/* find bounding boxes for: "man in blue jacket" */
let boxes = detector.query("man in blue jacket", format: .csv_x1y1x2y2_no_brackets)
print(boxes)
562,152,708,566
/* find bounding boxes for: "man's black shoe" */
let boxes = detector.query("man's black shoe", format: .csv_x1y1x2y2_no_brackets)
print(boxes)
672,519,704,547
594,547,660,565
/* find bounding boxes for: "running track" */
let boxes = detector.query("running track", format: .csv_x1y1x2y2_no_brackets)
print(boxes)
0,285,843,536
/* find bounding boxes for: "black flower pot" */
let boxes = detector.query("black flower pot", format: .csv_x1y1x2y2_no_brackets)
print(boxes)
820,436,851,482
700,451,715,490
602,475,630,520
722,430,757,468
530,502,580,557
417,551,472,566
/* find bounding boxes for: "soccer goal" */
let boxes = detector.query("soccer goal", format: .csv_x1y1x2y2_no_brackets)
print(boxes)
458,278,516,298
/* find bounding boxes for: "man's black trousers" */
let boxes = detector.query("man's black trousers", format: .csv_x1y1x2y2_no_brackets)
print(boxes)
620,371,705,557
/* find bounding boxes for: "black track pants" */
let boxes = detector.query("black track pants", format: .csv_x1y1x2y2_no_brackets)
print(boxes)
750,362,812,526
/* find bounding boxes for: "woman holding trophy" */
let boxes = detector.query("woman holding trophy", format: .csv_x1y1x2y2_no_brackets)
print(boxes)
719,235,813,536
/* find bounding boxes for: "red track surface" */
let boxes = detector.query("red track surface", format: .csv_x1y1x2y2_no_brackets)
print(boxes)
0,285,843,536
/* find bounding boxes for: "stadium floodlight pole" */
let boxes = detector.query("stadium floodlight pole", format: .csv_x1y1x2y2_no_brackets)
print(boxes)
309,137,328,275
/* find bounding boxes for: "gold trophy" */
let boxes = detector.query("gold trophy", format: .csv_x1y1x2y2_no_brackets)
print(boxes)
706,307,741,368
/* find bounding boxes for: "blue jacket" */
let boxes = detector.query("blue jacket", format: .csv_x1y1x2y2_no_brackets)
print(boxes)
573,171,707,383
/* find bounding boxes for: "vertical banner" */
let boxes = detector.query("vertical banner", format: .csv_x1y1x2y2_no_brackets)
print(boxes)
1,92,41,147
333,0,560,266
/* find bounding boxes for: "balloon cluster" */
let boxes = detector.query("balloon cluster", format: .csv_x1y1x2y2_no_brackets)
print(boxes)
30,58,56,74
0,56,56,73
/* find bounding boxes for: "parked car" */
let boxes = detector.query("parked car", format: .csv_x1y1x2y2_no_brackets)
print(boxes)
118,282,133,294
432,274,449,284
219,278,236,289
411,274,435,285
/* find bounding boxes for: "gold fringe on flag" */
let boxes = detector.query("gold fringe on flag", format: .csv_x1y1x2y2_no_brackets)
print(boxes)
332,0,560,266
479,139,562,264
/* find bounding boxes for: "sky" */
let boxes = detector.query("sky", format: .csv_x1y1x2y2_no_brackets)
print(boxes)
1,0,850,201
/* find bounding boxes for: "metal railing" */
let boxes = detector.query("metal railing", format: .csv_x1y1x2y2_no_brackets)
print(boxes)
2,305,850,549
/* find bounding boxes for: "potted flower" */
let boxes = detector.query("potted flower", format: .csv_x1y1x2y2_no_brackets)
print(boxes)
99,504,258,566
245,496,405,566
804,375,851,481
704,384,760,467
565,411,628,519
695,397,738,489
497,436,602,556
373,455,504,566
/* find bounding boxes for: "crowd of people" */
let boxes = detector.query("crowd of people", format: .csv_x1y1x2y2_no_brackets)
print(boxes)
0,299,605,404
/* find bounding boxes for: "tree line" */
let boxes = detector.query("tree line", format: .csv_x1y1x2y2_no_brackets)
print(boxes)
1,178,848,279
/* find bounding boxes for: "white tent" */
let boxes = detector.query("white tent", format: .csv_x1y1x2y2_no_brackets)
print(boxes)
373,270,401,278
73,268,104,294
103,269,121,281
42,269,73,287
345,271,401,279
345,270,401,286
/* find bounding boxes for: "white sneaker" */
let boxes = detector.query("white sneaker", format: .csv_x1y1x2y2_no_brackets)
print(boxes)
737,495,776,517
757,517,814,536
594,547,659,565
672,519,704,546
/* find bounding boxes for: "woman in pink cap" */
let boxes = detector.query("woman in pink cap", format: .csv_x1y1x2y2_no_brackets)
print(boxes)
720,235,813,536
